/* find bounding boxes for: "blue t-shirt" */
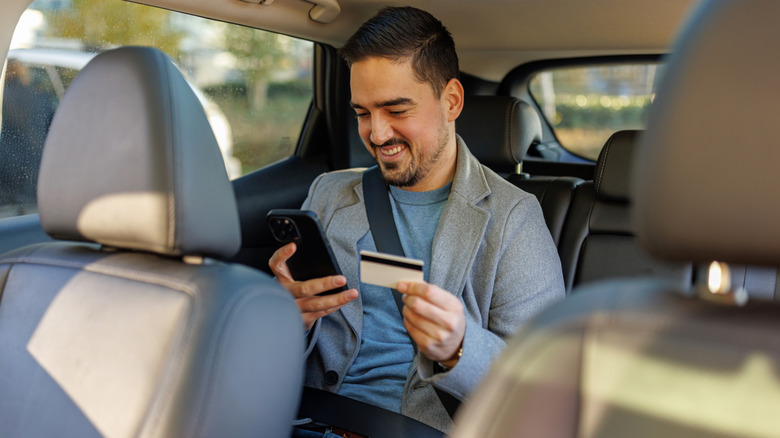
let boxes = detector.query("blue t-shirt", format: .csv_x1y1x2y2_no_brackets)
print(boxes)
338,182,452,412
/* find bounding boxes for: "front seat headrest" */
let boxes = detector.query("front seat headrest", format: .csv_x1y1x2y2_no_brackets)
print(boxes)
37,47,241,259
634,0,780,266
457,95,542,173
594,130,639,203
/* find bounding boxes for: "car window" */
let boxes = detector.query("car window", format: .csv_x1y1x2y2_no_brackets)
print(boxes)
1,0,313,218
528,63,664,161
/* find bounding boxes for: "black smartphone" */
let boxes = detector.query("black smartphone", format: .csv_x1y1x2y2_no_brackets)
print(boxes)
267,209,347,296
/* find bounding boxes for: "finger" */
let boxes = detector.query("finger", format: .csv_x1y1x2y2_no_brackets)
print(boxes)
268,242,297,281
404,308,464,363
403,293,456,330
297,289,358,332
398,281,457,309
403,304,453,343
403,314,452,361
297,288,358,313
290,275,349,298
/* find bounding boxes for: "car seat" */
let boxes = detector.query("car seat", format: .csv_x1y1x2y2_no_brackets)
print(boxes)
450,1,780,436
457,95,583,246
557,130,693,292
0,47,304,438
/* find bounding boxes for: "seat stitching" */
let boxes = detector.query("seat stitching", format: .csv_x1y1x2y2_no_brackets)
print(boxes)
594,136,613,194
506,99,515,163
0,253,199,296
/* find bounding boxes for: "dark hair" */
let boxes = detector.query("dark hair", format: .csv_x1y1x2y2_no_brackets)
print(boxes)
339,6,459,97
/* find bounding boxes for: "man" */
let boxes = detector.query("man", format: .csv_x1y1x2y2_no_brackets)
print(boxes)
269,6,564,432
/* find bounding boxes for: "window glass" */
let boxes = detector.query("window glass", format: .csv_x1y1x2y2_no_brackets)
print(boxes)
1,0,313,218
528,63,664,161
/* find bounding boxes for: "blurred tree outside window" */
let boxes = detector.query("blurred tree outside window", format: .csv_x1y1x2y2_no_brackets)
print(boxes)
1,0,313,218
529,63,664,161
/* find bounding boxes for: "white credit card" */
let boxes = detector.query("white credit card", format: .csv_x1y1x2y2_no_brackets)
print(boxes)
359,250,424,289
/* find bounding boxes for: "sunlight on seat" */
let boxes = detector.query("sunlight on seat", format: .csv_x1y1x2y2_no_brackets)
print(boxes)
76,192,170,253
27,268,191,437
582,331,780,437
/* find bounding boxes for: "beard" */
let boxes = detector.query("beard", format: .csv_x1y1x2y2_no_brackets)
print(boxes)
371,127,450,188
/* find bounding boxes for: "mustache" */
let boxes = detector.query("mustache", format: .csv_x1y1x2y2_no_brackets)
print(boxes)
370,138,410,149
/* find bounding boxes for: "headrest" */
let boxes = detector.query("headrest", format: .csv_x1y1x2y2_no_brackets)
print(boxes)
457,95,542,173
634,0,780,266
37,47,241,259
594,130,639,202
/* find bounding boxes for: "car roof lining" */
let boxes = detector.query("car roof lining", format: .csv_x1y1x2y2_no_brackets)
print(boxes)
131,0,701,82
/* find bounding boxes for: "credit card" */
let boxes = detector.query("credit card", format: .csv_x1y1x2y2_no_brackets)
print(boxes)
359,250,424,289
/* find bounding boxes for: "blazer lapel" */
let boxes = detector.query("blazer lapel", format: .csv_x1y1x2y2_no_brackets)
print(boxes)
430,137,491,298
325,181,370,339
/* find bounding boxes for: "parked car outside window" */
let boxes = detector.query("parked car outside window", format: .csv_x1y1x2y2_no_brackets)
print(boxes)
0,1,313,218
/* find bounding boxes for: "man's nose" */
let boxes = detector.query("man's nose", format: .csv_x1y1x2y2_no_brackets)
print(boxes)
370,114,393,145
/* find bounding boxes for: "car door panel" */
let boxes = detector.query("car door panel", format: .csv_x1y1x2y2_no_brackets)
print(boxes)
0,214,54,255
231,155,329,273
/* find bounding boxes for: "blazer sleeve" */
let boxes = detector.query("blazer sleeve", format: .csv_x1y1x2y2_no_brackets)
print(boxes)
418,195,565,399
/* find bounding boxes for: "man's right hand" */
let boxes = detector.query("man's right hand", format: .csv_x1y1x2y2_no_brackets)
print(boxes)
269,242,359,331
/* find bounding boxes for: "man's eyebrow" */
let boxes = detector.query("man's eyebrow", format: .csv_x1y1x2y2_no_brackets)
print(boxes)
350,98,415,110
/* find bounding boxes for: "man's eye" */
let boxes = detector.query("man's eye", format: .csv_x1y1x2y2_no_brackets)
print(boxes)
355,113,368,119
389,110,406,115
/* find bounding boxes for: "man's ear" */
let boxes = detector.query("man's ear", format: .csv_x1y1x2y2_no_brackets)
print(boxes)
442,78,464,122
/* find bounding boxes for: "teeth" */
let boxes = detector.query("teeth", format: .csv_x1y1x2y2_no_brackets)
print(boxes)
382,145,403,156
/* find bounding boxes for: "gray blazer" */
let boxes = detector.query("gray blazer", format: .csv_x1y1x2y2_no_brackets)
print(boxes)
301,137,565,431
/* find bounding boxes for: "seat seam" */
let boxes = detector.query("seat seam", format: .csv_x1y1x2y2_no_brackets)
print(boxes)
0,265,9,309
0,254,199,297
594,137,613,195
506,100,515,164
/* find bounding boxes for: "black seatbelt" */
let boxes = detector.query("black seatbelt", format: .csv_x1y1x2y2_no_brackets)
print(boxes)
362,166,461,418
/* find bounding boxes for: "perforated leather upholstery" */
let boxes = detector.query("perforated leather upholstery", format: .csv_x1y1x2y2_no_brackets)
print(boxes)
0,47,304,438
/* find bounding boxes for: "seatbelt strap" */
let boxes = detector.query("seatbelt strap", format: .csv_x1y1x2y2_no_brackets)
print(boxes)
362,166,460,418
362,166,408,315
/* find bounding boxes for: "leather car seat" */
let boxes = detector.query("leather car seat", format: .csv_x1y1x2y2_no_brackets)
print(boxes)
0,47,304,437
557,130,693,292
450,0,780,436
457,95,582,246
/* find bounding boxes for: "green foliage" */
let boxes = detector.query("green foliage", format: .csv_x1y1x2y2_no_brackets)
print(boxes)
548,95,652,160
223,25,284,84
268,79,312,99
551,95,651,130
42,0,182,55
222,26,307,112
207,81,311,172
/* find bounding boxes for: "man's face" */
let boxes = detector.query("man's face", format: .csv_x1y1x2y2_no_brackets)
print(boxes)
350,57,459,191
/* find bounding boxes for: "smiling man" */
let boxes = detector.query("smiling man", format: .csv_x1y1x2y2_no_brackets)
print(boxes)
269,6,564,433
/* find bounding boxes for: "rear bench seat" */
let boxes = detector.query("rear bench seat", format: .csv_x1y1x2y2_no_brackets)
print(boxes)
557,130,693,292
459,97,779,301
458,95,582,246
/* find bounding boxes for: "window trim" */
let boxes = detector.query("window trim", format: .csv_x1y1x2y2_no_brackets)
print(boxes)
497,54,665,162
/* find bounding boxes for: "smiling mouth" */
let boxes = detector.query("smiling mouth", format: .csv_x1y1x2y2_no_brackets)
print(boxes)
380,145,404,156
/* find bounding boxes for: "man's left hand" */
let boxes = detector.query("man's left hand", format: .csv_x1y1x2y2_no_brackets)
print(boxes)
397,281,465,368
